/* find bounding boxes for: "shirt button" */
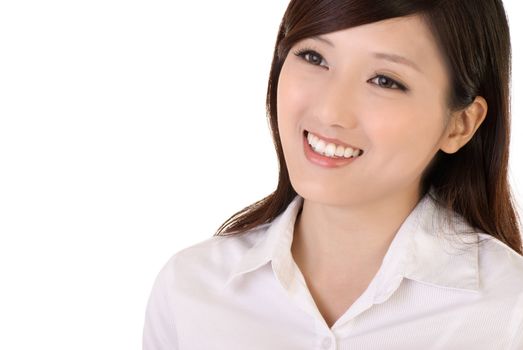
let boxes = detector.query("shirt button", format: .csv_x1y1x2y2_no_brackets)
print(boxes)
321,337,332,349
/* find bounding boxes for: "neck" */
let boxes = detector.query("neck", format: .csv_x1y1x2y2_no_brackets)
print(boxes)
291,186,422,275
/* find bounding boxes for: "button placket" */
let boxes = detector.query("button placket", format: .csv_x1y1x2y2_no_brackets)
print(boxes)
321,336,332,349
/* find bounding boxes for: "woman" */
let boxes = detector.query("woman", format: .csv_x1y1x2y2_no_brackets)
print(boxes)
143,0,523,349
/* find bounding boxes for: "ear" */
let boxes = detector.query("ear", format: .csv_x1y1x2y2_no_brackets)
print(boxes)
440,96,488,154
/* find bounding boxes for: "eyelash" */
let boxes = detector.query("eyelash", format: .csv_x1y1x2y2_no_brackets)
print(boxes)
292,47,408,92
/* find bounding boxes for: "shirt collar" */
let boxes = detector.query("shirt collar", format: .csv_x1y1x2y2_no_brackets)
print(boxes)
224,191,479,295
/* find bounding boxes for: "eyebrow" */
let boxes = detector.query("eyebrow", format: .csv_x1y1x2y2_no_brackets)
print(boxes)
310,35,335,47
371,52,422,73
310,35,422,73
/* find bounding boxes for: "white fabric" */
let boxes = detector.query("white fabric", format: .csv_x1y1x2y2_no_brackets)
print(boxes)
143,192,523,349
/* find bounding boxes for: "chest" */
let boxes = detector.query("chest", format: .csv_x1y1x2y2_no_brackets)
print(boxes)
301,271,378,328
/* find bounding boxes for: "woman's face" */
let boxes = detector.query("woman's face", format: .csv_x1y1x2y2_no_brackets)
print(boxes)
277,15,452,206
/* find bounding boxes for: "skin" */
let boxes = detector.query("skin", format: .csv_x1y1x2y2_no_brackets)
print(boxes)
276,14,488,295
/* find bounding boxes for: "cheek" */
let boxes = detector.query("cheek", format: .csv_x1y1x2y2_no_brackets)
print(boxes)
276,66,301,157
367,91,446,143
276,64,314,134
364,105,445,175
276,66,295,126
278,68,303,102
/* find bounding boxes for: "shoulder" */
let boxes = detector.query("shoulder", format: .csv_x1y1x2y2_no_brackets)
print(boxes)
143,227,271,349
155,224,270,289
477,232,523,296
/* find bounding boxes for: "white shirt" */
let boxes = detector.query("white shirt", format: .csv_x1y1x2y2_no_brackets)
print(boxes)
143,192,523,350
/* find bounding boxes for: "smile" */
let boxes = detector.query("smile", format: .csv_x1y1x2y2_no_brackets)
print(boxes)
303,130,363,168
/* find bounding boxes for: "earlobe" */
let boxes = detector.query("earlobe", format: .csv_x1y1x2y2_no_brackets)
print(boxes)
440,96,488,154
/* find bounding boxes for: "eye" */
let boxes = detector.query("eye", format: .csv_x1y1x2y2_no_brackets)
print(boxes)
368,74,408,91
292,46,409,92
292,47,327,68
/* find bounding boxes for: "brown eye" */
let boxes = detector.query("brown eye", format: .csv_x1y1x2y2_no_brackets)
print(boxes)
293,48,326,67
368,74,407,91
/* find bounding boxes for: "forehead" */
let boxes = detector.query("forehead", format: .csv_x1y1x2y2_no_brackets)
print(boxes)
313,15,446,76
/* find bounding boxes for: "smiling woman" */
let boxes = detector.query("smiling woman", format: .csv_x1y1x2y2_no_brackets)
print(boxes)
143,1,523,349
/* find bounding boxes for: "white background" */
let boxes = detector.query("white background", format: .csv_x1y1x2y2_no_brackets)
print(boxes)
0,1,521,349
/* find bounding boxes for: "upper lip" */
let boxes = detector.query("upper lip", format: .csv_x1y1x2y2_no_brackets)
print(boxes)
306,130,362,151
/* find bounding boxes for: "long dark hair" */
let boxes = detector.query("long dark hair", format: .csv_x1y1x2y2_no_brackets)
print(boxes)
213,0,522,255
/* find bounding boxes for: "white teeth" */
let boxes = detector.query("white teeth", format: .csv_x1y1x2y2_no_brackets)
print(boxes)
307,132,316,146
344,147,355,158
324,143,336,157
314,139,326,154
335,145,345,157
306,131,362,159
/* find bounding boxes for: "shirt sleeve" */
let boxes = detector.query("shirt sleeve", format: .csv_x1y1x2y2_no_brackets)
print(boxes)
509,319,523,350
508,293,523,350
142,255,179,350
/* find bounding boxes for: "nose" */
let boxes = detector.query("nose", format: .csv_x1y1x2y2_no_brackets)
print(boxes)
314,74,359,130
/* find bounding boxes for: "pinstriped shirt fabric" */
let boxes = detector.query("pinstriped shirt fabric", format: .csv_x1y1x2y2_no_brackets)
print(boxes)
143,193,523,350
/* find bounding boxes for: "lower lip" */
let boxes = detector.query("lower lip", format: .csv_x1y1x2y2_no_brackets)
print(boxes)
303,131,360,168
